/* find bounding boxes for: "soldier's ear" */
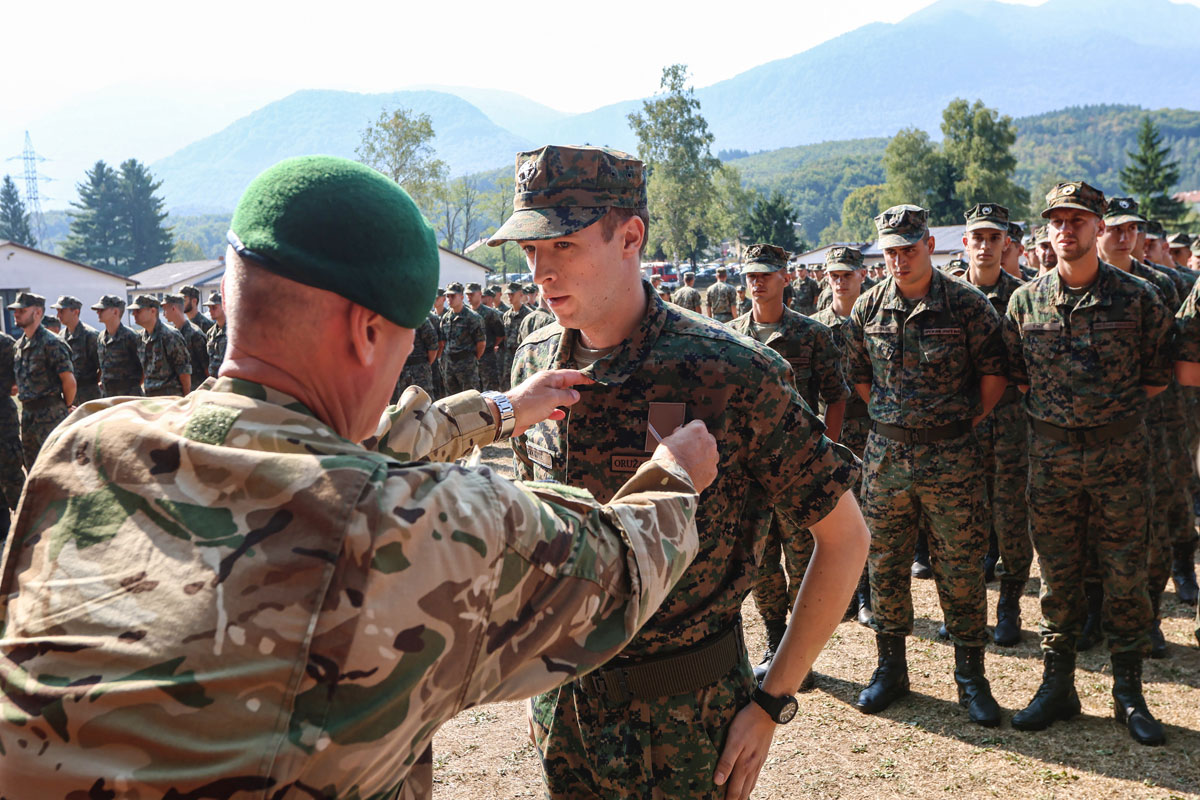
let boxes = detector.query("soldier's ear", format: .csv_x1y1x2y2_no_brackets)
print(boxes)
622,214,645,257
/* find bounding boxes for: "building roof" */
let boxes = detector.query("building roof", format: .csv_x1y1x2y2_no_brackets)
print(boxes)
127,258,226,288
861,225,967,257
440,246,493,272
0,240,140,285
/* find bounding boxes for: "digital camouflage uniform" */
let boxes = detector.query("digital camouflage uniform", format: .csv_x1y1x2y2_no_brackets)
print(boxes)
181,284,216,335
13,323,74,471
513,285,858,798
671,284,703,313
61,320,101,403
0,333,24,513
473,301,507,391
790,275,820,315
174,315,211,388
440,305,485,394
503,302,533,388
811,306,870,458
0,376,702,799
428,309,444,398
846,226,1005,649
98,323,144,397
207,323,227,377
730,302,850,624
395,315,439,402
519,305,555,341
1175,278,1200,643
1006,261,1172,655
704,280,737,322
138,320,193,397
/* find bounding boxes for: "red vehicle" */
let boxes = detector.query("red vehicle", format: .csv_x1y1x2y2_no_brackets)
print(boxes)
643,262,679,285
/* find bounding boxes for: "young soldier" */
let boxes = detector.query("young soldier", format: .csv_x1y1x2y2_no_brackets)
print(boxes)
1174,277,1200,645
204,292,227,378
162,293,210,387
1007,182,1172,745
8,292,75,469
501,281,530,388
705,266,738,322
672,271,704,313
93,295,143,397
846,205,1007,726
440,282,486,393
467,281,506,391
961,203,1032,646
1167,232,1193,270
729,243,849,685
494,145,868,800
52,295,101,403
179,284,215,334
128,295,192,397
790,264,820,315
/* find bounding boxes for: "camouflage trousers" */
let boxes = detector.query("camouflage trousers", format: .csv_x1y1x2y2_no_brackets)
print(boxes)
752,515,814,622
712,312,733,324
1027,424,1151,656
1146,421,1176,596
394,361,435,404
479,348,504,392
19,400,68,471
840,413,870,463
974,399,1033,583
101,379,144,399
74,379,101,404
0,402,23,511
861,430,990,647
532,655,755,799
145,380,183,398
442,358,480,395
502,351,515,391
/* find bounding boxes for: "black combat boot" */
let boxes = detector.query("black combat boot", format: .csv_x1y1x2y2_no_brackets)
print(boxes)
912,529,932,580
1012,650,1081,731
1077,583,1104,652
855,570,874,627
953,646,1002,727
1172,540,1198,606
855,634,910,714
1111,652,1165,746
1148,593,1168,660
753,618,787,683
983,531,999,584
993,579,1024,647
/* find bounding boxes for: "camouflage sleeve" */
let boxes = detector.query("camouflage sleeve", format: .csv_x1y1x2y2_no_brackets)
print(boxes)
965,292,1006,377
372,386,497,462
845,304,871,385
85,330,100,376
487,312,506,343
813,322,850,404
48,337,73,376
1003,303,1029,386
470,313,485,346
1140,287,1173,386
165,329,192,376
1176,280,1200,363
418,319,438,354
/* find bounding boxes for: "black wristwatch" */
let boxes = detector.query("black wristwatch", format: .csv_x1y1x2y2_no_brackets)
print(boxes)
752,686,798,724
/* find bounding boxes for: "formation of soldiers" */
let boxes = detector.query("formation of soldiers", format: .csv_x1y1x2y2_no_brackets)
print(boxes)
0,285,228,540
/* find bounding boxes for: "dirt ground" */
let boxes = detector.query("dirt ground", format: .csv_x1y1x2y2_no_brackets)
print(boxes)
431,444,1200,800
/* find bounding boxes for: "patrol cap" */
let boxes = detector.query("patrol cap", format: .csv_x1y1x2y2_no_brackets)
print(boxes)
465,282,482,292
482,286,497,297
162,293,185,306
435,287,445,298
228,155,439,330
1103,196,1145,227
179,284,201,300
51,295,83,310
1008,222,1024,242
716,266,728,275
6,291,45,309
445,282,464,295
506,281,525,293
1034,224,1051,245
487,145,647,245
205,292,222,306
943,257,968,274
90,294,125,311
42,316,61,330
825,246,864,272
1041,181,1105,218
742,243,790,274
875,205,930,248
683,270,695,279
523,283,537,294
1167,232,1192,248
1144,219,1166,239
964,203,1010,232
127,294,161,310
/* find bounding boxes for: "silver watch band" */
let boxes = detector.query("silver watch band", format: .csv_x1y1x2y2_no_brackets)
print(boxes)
481,391,516,441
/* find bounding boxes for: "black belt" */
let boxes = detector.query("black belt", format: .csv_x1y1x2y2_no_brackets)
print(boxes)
20,394,65,411
575,620,746,704
845,403,869,420
1028,414,1143,445
870,419,971,444
447,350,477,363
997,384,1021,407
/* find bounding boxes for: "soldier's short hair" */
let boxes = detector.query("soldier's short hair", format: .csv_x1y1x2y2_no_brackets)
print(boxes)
598,208,650,256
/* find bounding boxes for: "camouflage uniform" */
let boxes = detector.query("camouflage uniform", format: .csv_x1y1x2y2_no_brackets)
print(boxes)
513,285,858,798
138,321,192,397
440,305,485,394
13,325,73,470
1176,279,1200,642
846,222,1005,649
704,280,737,322
181,285,216,335
0,376,702,799
473,301,507,391
177,318,211,388
98,323,144,397
207,323,227,378
395,315,439,402
519,305,555,341
61,321,101,403
790,275,820,315
671,284,703,313
428,309,444,398
811,306,870,458
503,302,532,388
0,333,24,512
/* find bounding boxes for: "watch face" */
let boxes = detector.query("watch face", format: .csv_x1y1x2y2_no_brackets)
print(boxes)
778,697,798,724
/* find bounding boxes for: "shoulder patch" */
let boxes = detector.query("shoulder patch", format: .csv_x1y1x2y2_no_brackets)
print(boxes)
183,403,243,445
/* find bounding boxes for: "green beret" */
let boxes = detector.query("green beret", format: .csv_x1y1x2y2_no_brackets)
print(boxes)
228,155,439,329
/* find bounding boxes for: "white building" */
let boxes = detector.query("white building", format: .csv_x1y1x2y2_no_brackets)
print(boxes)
0,241,139,334
126,258,226,303
861,224,968,268
437,247,492,287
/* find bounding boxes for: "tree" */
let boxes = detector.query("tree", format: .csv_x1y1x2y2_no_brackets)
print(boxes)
63,161,124,271
432,177,486,253
835,184,886,243
172,238,207,261
116,159,174,273
742,190,800,252
707,164,754,254
881,128,959,224
0,175,35,247
1121,116,1188,225
628,65,723,265
941,99,1029,217
356,107,448,213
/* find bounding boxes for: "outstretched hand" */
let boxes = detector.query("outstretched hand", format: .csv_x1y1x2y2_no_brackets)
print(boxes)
506,369,594,436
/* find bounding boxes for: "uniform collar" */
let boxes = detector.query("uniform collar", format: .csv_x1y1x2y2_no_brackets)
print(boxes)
551,281,666,387
205,376,320,420
19,326,50,349
1048,262,1114,310
881,268,948,315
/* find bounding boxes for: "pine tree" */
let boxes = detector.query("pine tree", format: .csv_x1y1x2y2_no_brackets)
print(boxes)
63,161,124,270
742,191,800,252
117,159,174,272
0,175,36,247
1120,116,1187,226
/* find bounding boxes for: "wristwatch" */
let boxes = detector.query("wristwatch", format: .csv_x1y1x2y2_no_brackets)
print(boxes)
752,686,798,725
481,391,516,441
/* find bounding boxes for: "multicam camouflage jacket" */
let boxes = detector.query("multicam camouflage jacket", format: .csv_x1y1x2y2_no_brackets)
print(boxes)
704,281,737,316
510,283,860,659
0,376,701,799
13,326,72,403
1178,278,1200,363
1005,262,1173,428
98,323,144,391
846,270,1006,428
728,306,850,414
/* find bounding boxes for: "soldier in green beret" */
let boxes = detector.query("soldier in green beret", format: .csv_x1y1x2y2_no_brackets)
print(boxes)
440,282,486,393
204,292,227,378
846,204,1007,726
0,154,718,800
92,294,143,397
494,144,867,800
467,281,506,391
179,284,215,334
1007,181,1171,745
128,294,192,397
162,293,210,389
51,295,101,403
8,292,76,470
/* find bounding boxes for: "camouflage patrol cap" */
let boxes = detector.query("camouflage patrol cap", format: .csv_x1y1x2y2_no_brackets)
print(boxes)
6,291,45,309
875,205,930,248
162,293,185,306
943,257,968,274
716,266,728,275
465,282,482,292
179,284,201,300
742,243,790,274
126,294,161,310
1103,196,1145,227
506,281,524,293
90,294,125,311
435,287,445,298
825,246,864,272
1034,224,1051,245
1144,219,1166,239
964,203,1010,232
683,270,695,279
1167,232,1192,248
204,292,222,306
524,283,537,294
1007,221,1024,242
482,285,497,297
51,295,83,310
445,282,465,295
1041,181,1105,218
487,145,647,245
